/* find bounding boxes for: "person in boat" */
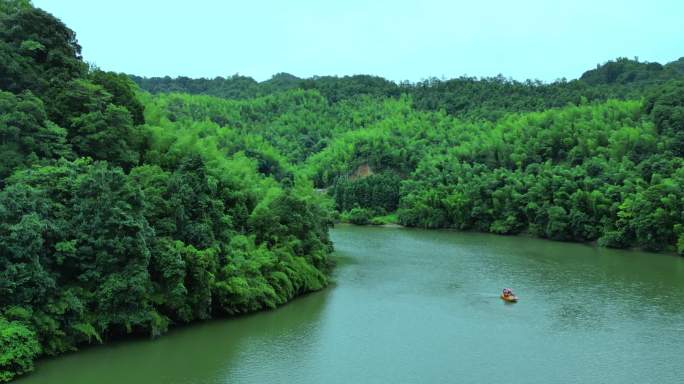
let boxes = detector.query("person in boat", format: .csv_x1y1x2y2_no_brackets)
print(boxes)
502,288,514,298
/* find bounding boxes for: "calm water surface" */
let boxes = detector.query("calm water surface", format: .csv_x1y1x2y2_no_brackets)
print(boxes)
17,225,684,383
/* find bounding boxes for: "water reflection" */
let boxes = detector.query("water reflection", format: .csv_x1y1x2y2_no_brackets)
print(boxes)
17,289,331,384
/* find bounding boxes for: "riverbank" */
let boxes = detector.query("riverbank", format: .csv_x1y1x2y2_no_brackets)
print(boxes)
335,213,682,257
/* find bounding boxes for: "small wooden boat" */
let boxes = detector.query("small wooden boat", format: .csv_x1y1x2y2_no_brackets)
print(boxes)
500,294,518,302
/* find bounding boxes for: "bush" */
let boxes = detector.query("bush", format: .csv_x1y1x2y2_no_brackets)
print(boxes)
675,224,684,255
0,318,41,382
370,213,398,226
598,230,631,249
345,207,371,225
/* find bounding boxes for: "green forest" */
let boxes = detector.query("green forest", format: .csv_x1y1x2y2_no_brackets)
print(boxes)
1,0,684,381
137,61,684,251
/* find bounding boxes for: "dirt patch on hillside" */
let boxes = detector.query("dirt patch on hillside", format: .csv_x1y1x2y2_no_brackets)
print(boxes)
350,164,373,180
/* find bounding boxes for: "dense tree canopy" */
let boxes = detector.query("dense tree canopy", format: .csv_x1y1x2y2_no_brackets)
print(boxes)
138,74,684,255
132,57,684,120
0,2,332,381
0,2,84,110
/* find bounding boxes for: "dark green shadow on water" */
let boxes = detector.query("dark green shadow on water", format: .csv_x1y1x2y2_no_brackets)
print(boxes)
16,288,332,384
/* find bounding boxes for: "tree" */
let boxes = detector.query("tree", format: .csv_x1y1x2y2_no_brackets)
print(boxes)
0,317,41,382
0,91,72,179
0,5,85,109
644,80,684,155
90,70,145,125
53,79,143,167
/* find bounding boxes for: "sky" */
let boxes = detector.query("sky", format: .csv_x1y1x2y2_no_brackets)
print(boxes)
32,0,684,83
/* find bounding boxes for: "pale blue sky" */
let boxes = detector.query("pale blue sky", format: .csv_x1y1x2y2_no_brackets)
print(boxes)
33,0,684,82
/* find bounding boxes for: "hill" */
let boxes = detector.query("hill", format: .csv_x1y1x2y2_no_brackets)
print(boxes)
132,57,684,120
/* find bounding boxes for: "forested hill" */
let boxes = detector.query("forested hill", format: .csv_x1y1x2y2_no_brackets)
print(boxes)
134,53,684,257
131,56,684,120
0,1,332,382
142,81,684,256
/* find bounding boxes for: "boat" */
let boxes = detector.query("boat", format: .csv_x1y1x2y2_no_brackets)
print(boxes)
501,294,518,302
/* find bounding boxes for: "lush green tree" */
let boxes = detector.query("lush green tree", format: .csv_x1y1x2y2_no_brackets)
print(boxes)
0,3,85,110
0,91,72,180
53,79,143,167
332,172,401,214
0,317,41,382
90,70,145,125
149,238,216,324
344,207,372,225
644,80,684,155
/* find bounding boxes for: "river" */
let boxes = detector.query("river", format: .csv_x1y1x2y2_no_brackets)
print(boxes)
16,225,684,383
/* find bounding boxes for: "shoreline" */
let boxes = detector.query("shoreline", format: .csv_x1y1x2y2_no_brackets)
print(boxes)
332,221,681,257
